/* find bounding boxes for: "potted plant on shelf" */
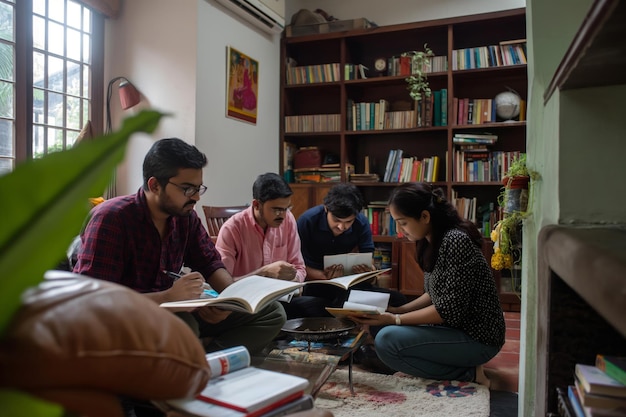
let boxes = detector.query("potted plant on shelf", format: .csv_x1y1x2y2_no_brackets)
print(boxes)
490,153,539,273
401,44,435,102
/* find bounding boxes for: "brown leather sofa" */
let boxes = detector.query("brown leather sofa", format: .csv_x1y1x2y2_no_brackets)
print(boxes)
0,271,332,417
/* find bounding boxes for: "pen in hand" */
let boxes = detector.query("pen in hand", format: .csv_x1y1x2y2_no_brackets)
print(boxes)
163,270,212,290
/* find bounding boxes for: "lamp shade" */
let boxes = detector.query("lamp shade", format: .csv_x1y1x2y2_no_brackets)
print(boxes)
118,80,141,110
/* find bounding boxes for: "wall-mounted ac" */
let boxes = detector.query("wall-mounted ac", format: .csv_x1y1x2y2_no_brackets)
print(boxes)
214,0,285,35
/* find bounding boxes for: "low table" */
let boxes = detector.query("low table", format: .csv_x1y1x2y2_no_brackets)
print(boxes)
253,330,366,395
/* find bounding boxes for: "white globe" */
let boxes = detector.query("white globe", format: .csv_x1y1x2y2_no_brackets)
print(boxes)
495,91,521,121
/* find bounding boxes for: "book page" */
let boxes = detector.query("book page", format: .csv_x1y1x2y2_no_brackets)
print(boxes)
308,268,391,289
347,289,390,311
160,275,303,312
197,366,309,413
323,252,373,273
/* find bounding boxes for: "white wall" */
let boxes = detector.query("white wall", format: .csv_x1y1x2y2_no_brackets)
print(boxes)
195,0,281,207
286,0,525,26
105,0,198,196
105,0,281,207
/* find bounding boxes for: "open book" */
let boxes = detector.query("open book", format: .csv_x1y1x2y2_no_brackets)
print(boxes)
160,269,390,313
326,289,390,318
157,346,312,417
323,252,373,273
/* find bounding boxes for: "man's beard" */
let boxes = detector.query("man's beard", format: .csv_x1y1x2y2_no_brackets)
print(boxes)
159,196,195,217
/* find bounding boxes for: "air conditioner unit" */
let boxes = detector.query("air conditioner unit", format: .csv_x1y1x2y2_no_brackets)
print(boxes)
214,0,285,35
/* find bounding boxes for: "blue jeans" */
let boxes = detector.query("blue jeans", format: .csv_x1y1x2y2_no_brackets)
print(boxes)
374,324,500,381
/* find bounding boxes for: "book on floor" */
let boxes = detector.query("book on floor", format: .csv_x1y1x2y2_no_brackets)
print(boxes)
159,346,310,417
326,289,390,318
575,364,626,398
160,269,391,312
159,393,314,417
575,377,626,410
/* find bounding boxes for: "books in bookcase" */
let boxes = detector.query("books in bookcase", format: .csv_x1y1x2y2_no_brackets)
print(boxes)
596,355,626,387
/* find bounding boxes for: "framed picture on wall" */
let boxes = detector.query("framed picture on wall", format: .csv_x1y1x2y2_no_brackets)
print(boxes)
226,46,259,125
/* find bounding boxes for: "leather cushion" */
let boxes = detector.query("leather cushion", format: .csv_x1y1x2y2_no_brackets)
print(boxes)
0,271,210,400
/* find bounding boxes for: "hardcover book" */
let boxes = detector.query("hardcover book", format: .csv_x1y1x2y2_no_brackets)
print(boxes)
575,364,626,398
160,270,391,311
596,355,626,386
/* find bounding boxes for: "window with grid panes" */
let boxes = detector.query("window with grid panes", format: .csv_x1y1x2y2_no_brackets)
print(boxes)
0,0,103,175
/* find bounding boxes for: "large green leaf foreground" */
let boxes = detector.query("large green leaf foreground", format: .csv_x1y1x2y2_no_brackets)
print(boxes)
0,110,163,336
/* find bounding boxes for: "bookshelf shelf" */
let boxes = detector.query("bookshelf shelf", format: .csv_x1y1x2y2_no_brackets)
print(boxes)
281,9,527,302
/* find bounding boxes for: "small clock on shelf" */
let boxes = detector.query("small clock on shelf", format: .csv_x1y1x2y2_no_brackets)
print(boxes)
374,57,387,76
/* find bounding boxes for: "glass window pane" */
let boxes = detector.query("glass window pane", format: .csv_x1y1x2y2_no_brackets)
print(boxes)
67,1,81,30
48,55,64,92
0,43,14,81
82,64,89,97
67,60,79,95
82,6,90,32
0,118,14,157
0,80,13,117
48,21,64,56
33,51,45,87
0,158,12,175
33,0,45,16
47,127,64,154
66,95,80,129
82,33,90,63
67,128,79,147
0,2,14,42
48,0,64,24
32,124,44,157
33,15,45,50
67,27,80,60
82,98,88,122
47,91,64,127
33,90,45,127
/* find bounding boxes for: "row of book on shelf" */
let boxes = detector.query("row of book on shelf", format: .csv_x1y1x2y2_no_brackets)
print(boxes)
559,354,626,417
284,97,525,135
347,89,448,131
451,39,527,70
285,39,526,85
383,149,441,183
453,132,523,182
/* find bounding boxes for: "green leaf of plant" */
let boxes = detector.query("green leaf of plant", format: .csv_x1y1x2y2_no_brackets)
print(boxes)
0,110,163,334
0,389,64,417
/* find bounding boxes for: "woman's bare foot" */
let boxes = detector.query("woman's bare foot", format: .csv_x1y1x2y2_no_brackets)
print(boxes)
475,365,491,389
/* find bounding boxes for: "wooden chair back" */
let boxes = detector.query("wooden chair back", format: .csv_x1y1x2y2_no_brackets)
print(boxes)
202,205,249,239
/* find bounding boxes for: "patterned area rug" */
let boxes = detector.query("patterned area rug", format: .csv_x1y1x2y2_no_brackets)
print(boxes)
315,369,490,417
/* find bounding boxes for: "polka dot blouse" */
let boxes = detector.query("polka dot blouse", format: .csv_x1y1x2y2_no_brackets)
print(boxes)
424,228,506,347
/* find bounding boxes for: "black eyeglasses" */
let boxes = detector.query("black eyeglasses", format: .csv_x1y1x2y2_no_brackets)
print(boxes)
168,181,207,197
267,205,292,216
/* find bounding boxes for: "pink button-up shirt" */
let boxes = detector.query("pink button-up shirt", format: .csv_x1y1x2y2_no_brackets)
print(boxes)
215,206,306,282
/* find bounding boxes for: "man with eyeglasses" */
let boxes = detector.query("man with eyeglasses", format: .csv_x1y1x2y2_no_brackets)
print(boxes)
215,172,329,318
73,138,286,356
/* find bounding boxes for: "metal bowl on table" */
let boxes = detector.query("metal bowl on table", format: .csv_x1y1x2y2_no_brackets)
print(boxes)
281,317,356,352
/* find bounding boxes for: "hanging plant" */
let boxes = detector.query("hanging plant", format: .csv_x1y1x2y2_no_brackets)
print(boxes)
401,44,435,102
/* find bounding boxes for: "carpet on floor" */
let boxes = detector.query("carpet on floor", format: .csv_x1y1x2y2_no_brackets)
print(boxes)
315,369,490,417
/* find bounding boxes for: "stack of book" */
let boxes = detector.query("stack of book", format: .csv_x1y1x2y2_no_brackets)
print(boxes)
562,355,626,417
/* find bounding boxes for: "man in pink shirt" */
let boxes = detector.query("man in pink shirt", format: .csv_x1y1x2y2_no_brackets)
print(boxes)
216,173,328,318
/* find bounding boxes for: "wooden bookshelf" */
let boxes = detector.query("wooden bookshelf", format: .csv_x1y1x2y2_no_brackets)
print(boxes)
280,9,527,303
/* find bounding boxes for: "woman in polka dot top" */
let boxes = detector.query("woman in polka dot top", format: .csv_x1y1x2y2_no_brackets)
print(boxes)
350,182,505,386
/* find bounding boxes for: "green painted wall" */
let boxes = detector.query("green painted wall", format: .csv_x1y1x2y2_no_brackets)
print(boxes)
523,0,626,415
